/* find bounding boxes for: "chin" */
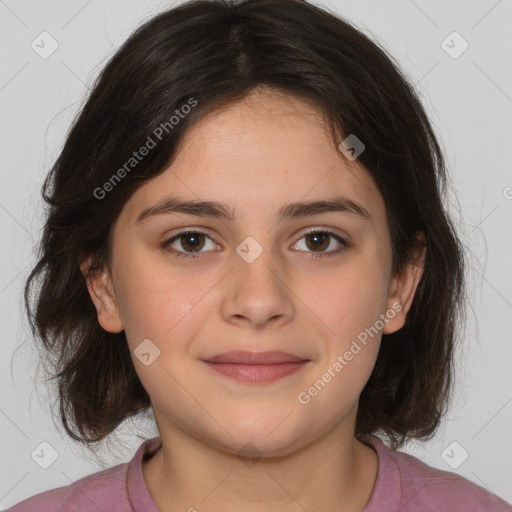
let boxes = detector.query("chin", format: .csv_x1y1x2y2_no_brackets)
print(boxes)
212,415,307,459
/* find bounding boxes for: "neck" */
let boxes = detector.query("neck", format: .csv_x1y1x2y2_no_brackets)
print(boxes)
142,417,378,512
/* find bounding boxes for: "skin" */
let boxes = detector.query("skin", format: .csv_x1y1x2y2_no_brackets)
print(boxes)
82,87,425,512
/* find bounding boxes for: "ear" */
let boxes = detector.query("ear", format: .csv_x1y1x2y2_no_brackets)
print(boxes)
80,257,124,333
382,232,426,335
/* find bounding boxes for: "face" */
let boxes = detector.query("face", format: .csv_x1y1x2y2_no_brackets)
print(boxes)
83,87,423,458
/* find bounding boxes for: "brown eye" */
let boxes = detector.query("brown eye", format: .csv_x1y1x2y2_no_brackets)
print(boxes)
304,232,330,252
293,230,348,257
178,232,206,252
162,230,219,259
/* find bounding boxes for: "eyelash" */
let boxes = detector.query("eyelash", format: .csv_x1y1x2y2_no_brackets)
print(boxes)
161,228,348,261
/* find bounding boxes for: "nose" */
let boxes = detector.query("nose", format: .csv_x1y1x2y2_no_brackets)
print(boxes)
219,244,295,330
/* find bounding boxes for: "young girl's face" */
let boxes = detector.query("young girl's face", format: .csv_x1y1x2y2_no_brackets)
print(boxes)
88,88,419,456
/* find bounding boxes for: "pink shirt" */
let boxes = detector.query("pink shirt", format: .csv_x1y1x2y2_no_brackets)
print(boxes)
6,435,512,511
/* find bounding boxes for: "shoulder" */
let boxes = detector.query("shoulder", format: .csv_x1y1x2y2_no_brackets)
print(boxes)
4,462,130,512
370,437,512,511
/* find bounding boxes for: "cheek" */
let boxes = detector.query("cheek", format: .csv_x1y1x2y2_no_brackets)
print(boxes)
296,266,385,418
113,260,208,408
121,279,200,348
310,257,390,338
300,255,388,398
112,246,203,348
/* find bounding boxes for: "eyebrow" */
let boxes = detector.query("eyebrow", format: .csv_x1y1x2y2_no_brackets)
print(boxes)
135,195,372,224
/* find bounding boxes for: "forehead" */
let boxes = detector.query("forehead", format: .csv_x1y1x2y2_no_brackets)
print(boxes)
123,89,387,228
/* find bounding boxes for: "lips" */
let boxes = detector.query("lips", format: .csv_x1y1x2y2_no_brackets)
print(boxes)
201,351,310,384
202,350,308,364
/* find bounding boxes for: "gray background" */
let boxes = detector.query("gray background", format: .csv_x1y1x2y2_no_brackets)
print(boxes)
1,0,511,508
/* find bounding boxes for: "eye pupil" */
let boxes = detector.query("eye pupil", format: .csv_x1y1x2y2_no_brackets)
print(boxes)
181,233,204,252
306,232,329,252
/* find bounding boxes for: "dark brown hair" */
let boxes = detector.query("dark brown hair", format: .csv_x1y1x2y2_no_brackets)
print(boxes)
23,0,466,451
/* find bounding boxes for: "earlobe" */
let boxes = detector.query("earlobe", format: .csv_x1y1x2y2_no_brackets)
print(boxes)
80,258,124,333
383,232,426,335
